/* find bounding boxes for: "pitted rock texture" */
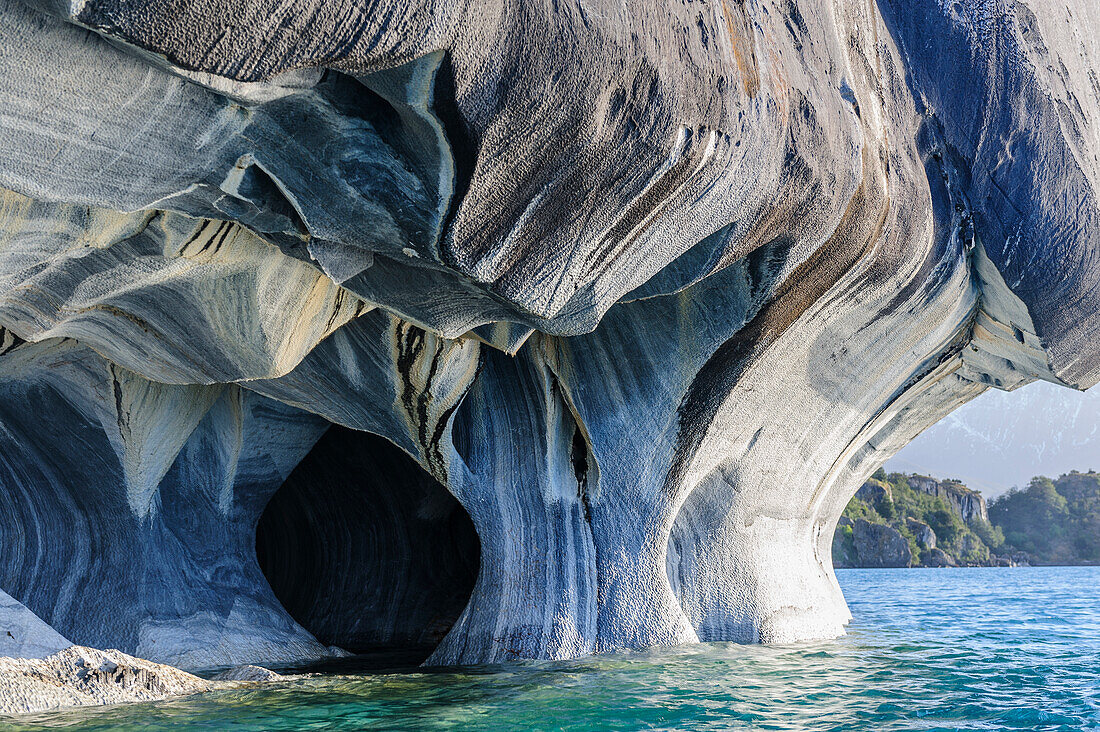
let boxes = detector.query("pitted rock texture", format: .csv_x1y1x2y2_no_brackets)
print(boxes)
0,646,220,714
0,0,1097,683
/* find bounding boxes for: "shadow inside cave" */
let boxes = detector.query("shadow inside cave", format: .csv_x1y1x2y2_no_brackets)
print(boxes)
256,425,479,667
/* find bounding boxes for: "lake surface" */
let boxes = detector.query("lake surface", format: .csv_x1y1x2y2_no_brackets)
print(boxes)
5,567,1100,731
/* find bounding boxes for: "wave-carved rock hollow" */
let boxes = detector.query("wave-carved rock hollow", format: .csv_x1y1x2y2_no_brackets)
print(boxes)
0,0,1098,686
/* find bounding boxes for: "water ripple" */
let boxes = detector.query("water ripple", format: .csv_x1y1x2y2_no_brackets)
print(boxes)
4,567,1100,731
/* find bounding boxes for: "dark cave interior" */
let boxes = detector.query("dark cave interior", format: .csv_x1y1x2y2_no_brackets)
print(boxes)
256,425,480,661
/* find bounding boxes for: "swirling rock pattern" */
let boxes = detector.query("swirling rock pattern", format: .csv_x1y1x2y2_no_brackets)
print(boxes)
0,0,1097,675
0,338,336,669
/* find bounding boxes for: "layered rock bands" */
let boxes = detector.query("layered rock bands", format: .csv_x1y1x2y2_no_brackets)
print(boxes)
0,0,1098,678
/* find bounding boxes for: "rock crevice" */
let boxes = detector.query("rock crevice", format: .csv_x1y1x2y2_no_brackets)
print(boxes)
0,0,1098,687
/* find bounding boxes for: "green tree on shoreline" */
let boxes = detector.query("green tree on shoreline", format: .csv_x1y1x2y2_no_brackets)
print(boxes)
990,472,1100,565
837,470,1100,567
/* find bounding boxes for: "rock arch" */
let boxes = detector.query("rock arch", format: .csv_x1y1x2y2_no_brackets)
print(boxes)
0,0,1097,672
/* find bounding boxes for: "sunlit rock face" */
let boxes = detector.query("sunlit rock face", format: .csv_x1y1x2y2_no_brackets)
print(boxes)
0,0,1097,671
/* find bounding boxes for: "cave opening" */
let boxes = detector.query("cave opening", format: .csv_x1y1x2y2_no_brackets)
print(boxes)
256,425,479,664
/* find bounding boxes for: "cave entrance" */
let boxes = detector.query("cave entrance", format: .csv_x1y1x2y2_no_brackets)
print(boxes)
256,425,479,663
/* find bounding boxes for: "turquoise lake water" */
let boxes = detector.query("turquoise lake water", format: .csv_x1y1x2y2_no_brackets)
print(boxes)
5,567,1100,731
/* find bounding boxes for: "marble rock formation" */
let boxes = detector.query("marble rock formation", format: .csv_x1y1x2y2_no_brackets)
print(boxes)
0,646,220,714
0,0,1098,676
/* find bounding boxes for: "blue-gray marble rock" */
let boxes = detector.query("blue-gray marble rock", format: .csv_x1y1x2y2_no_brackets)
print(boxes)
0,590,71,660
0,338,339,669
0,0,1097,678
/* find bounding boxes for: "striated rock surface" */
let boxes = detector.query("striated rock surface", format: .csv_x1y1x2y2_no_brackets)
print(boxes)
211,664,283,682
0,646,218,714
908,476,989,524
0,0,1096,690
0,339,340,670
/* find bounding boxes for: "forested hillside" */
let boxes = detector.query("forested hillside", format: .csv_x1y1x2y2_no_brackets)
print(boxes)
990,472,1100,565
834,470,1100,567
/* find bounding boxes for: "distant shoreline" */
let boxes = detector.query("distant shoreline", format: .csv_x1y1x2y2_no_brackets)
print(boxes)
834,471,1100,569
837,563,1100,569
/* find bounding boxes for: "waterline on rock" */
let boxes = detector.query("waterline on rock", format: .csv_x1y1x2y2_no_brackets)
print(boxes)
7,567,1098,731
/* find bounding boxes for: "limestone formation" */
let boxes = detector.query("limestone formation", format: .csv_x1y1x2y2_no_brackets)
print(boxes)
0,0,1097,693
0,339,338,670
0,591,71,661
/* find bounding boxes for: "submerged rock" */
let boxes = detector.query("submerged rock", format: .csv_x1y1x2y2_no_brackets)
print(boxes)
211,664,282,682
0,0,1096,679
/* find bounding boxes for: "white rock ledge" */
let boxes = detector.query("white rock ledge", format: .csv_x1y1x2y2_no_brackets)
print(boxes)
0,646,220,715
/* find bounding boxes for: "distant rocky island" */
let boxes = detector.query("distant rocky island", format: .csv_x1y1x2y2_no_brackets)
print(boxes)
834,471,1100,568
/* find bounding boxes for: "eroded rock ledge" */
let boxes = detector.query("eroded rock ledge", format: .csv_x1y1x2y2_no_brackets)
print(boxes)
0,646,219,715
0,0,1098,697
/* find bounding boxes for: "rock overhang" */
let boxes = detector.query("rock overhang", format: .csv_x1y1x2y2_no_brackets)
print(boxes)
0,0,1095,677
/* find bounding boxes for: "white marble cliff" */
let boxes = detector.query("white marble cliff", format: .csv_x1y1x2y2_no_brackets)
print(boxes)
0,0,1098,710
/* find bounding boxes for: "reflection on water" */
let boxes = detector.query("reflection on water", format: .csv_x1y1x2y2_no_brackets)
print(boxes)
5,567,1100,731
